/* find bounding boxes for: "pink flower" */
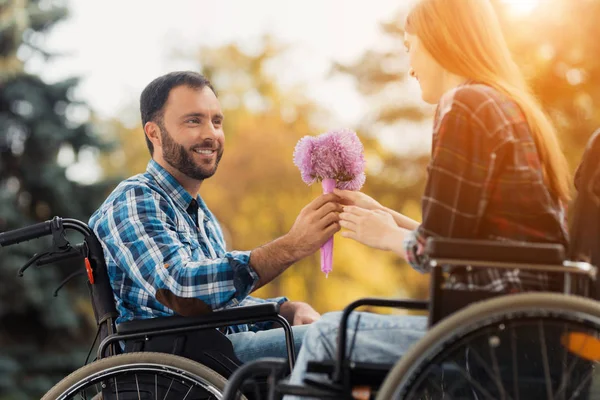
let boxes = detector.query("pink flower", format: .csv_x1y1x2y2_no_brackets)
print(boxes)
293,128,366,190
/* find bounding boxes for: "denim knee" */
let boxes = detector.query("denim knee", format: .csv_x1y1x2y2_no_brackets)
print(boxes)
300,312,344,359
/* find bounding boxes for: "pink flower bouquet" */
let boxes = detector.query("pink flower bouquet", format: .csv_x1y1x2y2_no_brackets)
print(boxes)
293,128,366,277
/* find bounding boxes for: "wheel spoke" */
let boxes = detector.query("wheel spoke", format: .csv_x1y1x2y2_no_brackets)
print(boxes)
135,374,141,400
538,320,554,400
567,367,596,400
466,342,511,399
181,385,194,400
162,378,175,400
450,361,497,400
487,333,508,400
511,326,519,400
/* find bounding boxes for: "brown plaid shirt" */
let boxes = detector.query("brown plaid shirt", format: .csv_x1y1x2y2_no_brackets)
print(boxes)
404,82,568,291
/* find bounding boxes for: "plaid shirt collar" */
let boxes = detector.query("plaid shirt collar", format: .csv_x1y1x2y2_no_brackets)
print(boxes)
146,159,198,212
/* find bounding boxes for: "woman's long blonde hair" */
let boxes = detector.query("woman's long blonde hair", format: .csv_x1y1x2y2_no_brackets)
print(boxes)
406,0,571,203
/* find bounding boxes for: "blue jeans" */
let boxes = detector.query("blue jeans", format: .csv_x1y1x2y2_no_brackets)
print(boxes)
285,311,428,399
228,324,310,363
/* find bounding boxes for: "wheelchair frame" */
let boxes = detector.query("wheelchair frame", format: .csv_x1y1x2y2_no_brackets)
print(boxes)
1,220,598,400
0,215,298,396
221,237,598,400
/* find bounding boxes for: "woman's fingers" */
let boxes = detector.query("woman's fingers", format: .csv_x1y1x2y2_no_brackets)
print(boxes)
340,230,358,241
340,211,360,224
339,219,356,230
342,205,368,215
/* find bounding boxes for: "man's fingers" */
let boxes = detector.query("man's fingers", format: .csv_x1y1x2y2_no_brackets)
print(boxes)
315,201,343,219
308,193,340,210
319,212,340,228
333,188,350,197
324,221,341,236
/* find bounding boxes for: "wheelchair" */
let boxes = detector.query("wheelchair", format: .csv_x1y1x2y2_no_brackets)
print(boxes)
219,130,600,400
0,217,297,399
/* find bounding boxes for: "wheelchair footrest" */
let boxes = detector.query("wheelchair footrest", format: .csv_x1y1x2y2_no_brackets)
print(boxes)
277,378,342,399
306,360,393,387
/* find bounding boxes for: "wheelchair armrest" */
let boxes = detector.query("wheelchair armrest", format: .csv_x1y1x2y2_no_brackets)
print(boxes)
116,303,280,335
424,237,565,265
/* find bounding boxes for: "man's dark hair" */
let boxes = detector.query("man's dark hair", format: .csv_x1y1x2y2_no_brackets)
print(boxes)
140,71,216,156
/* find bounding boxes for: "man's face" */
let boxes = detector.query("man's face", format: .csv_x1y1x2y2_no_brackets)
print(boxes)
158,85,225,181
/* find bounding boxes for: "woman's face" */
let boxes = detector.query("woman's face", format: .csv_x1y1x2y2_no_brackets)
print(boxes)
404,32,446,104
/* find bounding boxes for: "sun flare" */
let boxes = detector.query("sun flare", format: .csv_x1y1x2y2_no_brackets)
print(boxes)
501,0,541,15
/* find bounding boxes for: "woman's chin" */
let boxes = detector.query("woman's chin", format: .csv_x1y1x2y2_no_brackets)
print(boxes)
420,88,439,105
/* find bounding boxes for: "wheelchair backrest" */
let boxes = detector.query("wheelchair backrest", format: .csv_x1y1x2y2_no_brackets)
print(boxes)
426,130,600,326
569,129,600,268
84,232,119,355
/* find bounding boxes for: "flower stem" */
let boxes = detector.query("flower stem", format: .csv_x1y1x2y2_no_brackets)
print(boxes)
321,178,336,277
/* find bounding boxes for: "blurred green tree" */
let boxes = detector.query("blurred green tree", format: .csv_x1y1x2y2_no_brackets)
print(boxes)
0,1,113,398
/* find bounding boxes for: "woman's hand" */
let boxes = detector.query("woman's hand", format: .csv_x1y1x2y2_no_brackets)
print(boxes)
335,188,421,231
339,206,401,251
333,188,382,211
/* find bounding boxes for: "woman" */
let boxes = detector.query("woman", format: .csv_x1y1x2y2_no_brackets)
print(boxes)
285,0,570,395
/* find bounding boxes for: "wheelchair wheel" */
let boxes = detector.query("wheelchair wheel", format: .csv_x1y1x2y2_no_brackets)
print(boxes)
377,293,600,400
42,352,247,400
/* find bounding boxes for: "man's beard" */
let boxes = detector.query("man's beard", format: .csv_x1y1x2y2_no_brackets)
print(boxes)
159,124,223,181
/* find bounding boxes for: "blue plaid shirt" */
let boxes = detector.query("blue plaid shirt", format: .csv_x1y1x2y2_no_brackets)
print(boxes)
89,160,287,332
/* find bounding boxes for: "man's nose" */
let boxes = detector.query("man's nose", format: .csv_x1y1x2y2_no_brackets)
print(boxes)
199,122,220,139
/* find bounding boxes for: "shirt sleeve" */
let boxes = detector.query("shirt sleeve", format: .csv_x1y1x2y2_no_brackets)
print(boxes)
238,295,289,332
407,91,514,272
93,186,260,311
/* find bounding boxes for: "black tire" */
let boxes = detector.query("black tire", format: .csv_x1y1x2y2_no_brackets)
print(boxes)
42,351,248,400
377,293,600,400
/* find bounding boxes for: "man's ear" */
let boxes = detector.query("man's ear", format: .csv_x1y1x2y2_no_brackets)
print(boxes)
145,121,161,150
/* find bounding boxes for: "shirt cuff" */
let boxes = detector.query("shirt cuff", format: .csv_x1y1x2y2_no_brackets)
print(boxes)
403,229,430,273
247,296,289,332
227,250,260,304
270,296,289,307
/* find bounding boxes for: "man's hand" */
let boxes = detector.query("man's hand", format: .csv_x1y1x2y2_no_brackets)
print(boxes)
285,193,343,260
247,193,342,289
279,301,321,326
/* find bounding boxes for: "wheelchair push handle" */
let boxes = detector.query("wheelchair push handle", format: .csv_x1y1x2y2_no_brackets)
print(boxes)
0,219,53,247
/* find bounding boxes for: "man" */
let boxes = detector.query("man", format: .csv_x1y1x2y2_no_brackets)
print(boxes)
89,71,341,364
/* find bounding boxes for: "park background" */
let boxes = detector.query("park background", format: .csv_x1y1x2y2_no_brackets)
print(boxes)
1,0,599,397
